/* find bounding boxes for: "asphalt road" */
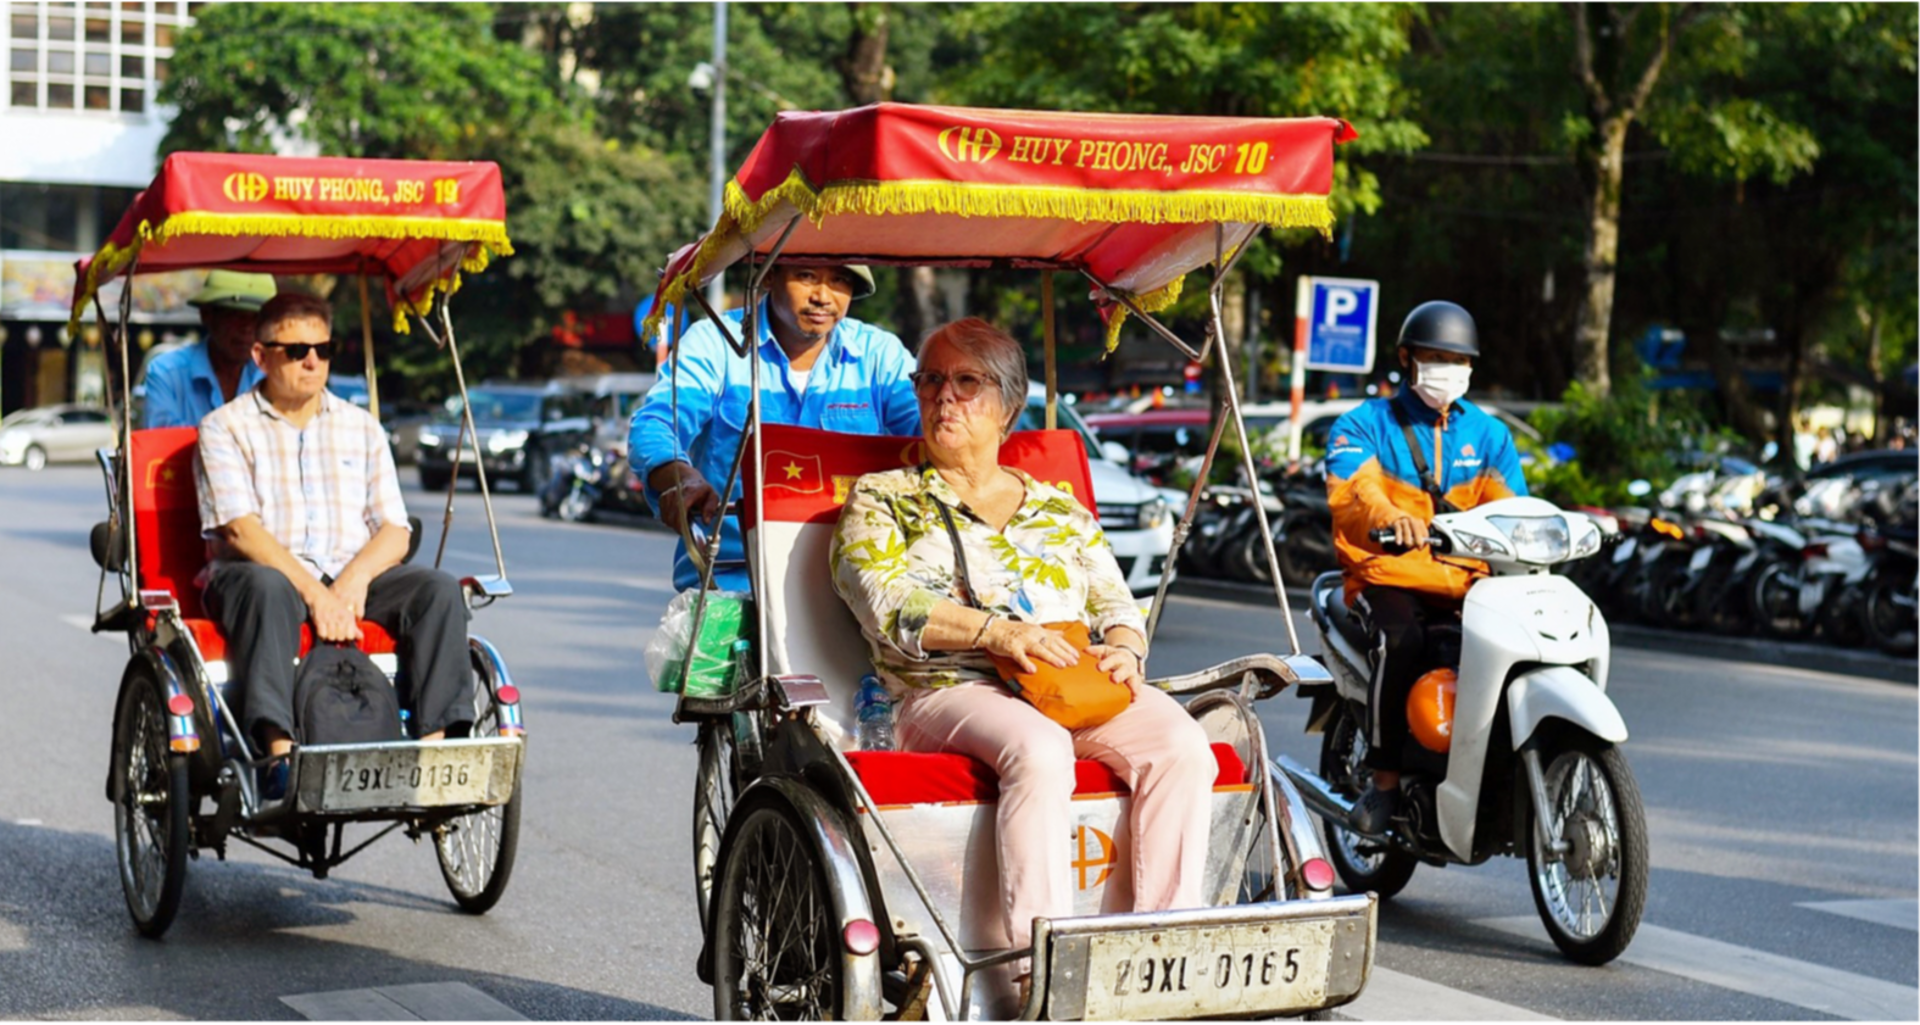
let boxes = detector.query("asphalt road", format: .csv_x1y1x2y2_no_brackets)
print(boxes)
1,464,1913,1021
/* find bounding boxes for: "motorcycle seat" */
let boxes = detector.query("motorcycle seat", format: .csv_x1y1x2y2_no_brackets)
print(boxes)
1322,584,1374,652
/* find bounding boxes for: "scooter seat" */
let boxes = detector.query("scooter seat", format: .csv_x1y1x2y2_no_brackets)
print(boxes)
1325,589,1374,653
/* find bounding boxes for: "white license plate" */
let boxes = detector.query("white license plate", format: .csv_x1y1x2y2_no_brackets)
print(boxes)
322,746,493,811
1688,546,1714,571
1079,918,1335,1020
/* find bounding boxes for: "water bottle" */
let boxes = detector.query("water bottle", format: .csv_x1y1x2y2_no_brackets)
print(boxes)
855,674,895,751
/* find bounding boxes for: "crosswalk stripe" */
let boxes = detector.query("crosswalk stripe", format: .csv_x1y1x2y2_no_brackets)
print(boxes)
1477,916,1919,1021
281,983,526,1021
1797,898,1919,932
1335,966,1557,1021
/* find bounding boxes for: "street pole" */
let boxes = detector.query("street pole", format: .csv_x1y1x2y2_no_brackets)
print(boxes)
1288,275,1310,464
706,1,728,310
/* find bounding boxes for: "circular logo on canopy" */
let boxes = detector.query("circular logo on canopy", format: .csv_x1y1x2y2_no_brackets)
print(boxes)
938,126,1002,164
222,172,269,203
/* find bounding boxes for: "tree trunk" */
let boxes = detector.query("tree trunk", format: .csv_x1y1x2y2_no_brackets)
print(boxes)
1573,116,1629,398
839,3,893,105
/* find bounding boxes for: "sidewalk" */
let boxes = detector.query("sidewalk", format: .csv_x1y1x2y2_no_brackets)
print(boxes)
1169,577,1916,686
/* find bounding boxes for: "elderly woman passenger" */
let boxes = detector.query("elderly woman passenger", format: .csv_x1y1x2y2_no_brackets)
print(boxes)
830,317,1217,959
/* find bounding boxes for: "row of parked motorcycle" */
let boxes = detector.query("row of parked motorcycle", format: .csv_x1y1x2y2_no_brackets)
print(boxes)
1177,455,1919,658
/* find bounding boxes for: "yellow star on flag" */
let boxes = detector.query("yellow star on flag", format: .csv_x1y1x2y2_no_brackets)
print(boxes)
784,461,804,480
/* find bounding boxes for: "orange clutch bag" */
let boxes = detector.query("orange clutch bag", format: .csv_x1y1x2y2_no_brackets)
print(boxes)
988,620,1132,730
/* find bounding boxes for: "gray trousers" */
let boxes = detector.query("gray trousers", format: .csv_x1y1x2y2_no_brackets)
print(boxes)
203,561,474,746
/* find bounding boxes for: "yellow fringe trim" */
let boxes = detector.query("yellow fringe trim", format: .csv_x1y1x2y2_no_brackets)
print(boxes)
640,169,1333,341
70,212,513,336
1103,275,1185,353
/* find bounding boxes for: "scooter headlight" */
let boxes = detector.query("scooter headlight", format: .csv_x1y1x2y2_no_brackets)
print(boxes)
1487,515,1571,564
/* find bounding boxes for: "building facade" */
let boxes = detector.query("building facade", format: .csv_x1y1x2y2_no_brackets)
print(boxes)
1,0,202,414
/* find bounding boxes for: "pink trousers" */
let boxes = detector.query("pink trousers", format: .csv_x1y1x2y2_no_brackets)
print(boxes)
896,680,1216,950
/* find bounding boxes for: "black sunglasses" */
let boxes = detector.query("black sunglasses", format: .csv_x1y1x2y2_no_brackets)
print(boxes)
261,340,335,361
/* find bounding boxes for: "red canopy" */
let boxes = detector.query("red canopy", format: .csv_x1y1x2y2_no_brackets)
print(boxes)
71,152,511,334
645,103,1356,344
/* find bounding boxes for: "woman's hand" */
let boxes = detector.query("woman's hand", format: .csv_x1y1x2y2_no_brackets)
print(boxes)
1088,644,1145,692
983,618,1079,674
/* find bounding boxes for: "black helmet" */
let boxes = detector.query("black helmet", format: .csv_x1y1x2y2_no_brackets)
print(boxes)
1397,301,1480,357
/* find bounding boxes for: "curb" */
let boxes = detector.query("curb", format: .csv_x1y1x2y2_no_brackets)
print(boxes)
1169,577,1916,686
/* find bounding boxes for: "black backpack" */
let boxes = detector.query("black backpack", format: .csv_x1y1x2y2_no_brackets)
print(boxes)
293,643,405,746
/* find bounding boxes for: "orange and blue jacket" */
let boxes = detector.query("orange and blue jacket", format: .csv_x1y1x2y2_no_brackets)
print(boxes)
1325,391,1527,604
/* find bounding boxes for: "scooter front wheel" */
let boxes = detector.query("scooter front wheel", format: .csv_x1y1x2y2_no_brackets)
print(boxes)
1319,709,1418,899
1525,735,1648,965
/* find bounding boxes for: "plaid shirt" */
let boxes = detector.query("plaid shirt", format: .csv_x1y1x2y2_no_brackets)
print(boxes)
196,386,408,579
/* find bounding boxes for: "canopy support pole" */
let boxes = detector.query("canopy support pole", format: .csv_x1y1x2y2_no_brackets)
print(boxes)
743,216,800,684
1042,271,1057,429
358,273,380,422
1081,270,1203,363
1206,226,1299,655
418,298,509,590
104,262,138,595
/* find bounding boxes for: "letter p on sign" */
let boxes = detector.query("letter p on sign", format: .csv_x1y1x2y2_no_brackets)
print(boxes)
1323,288,1359,326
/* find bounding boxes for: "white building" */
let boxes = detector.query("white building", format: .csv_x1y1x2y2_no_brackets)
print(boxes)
1,0,200,413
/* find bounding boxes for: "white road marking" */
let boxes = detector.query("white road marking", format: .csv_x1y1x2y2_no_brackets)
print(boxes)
1797,898,1919,932
1336,965,1557,1021
1477,916,1919,1020
281,982,525,1021
15,819,42,826
60,614,93,630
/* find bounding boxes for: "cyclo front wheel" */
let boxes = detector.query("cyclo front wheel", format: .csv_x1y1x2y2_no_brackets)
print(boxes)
113,665,191,938
710,799,844,1020
1525,734,1649,965
434,654,523,913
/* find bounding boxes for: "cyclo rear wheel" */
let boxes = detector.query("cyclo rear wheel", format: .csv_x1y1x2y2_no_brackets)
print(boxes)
710,800,843,1020
434,654,522,913
113,665,191,938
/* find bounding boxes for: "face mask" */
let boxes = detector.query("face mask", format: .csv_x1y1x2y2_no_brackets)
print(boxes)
1412,359,1472,411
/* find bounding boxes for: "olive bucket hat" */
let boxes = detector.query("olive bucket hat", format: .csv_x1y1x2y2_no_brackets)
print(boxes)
188,270,277,312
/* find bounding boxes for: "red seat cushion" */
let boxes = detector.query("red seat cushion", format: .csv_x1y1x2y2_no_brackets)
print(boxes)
847,743,1248,807
180,617,399,663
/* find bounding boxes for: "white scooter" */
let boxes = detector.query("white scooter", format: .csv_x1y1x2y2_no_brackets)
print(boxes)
1279,496,1649,965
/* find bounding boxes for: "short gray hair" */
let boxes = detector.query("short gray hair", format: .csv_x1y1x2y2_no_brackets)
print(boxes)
920,318,1028,432
254,292,332,342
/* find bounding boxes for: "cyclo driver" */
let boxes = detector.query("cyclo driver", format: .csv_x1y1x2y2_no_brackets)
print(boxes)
1323,301,1527,833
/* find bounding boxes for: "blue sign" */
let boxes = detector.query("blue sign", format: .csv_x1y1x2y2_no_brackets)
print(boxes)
1305,277,1379,374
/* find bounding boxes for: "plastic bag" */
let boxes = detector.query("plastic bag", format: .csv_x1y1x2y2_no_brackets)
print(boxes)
645,589,752,696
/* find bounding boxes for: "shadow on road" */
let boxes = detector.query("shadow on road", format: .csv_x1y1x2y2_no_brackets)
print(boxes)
0,820,696,1020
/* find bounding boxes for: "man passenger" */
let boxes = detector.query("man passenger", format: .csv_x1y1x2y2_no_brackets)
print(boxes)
143,270,277,429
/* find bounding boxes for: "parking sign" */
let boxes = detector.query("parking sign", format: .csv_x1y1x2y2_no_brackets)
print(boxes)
1303,277,1379,373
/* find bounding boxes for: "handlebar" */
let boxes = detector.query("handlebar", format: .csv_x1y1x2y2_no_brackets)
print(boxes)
1368,525,1448,556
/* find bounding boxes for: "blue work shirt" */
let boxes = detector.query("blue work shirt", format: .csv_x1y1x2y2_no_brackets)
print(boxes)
629,302,921,590
141,342,265,430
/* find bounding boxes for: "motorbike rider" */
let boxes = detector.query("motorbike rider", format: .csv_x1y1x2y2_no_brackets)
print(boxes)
1323,301,1527,833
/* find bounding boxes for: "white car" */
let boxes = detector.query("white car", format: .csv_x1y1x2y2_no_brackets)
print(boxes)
0,405,117,470
1021,388,1173,596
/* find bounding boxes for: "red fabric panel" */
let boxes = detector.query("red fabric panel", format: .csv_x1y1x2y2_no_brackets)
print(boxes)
129,427,209,618
744,425,1097,529
849,742,1248,806
181,617,398,663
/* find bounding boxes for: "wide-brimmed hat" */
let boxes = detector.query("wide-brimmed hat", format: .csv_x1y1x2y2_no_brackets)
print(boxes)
189,270,277,312
841,264,876,300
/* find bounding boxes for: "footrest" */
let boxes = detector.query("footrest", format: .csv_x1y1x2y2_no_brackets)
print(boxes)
292,737,522,815
1033,893,1375,1021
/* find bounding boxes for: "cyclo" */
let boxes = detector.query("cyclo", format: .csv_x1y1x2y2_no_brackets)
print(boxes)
645,104,1377,1020
73,152,528,938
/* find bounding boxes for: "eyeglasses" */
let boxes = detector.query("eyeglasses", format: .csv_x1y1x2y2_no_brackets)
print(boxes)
910,370,995,400
261,340,335,361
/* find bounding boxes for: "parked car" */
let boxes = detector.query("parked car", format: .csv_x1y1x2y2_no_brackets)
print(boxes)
1082,408,1211,486
414,382,590,492
0,404,117,470
1020,388,1172,596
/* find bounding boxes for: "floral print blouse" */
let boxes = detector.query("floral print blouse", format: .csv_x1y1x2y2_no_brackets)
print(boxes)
830,464,1146,692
